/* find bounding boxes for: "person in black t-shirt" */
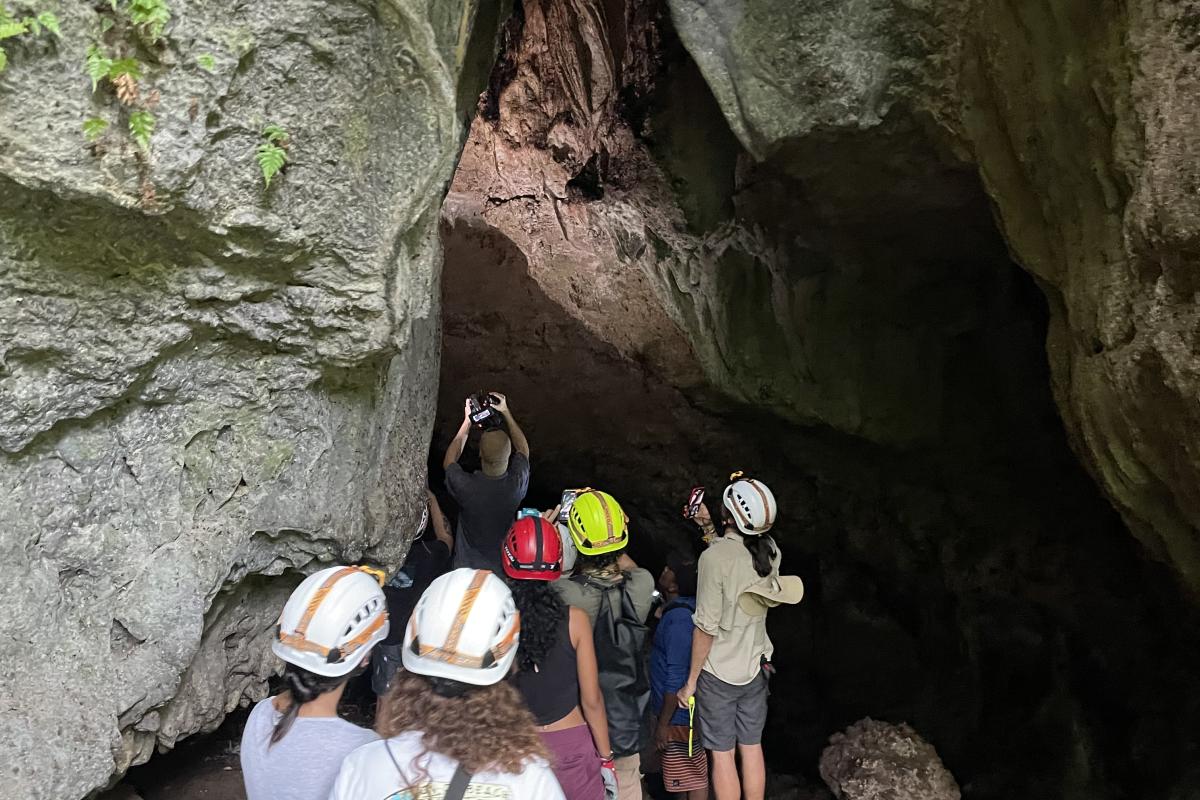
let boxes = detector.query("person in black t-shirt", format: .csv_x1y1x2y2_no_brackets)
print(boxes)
371,490,453,696
442,391,531,574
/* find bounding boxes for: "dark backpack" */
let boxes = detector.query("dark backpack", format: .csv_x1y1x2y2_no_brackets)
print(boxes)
572,573,650,757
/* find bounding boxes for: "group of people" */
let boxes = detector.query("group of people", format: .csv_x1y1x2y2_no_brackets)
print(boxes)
239,393,802,800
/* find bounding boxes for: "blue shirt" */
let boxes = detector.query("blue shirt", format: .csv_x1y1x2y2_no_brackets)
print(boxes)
650,596,695,727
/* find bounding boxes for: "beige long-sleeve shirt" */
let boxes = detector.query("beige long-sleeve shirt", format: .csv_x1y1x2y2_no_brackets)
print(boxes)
694,532,781,685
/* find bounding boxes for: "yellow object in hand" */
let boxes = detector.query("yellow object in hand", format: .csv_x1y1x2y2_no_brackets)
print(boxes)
687,695,696,757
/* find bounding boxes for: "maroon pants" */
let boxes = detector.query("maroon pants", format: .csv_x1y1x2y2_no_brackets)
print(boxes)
541,724,604,800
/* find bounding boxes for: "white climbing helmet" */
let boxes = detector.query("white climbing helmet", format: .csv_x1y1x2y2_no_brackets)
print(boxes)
557,521,578,573
272,565,390,678
722,473,778,536
402,568,519,686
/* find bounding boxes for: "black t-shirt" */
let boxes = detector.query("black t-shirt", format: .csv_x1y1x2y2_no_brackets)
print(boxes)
444,452,530,574
381,539,451,645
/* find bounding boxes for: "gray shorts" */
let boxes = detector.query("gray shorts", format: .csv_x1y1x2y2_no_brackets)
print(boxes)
696,670,769,751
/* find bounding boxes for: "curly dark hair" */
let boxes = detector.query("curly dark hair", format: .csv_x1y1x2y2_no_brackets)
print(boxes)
577,551,619,573
376,670,548,777
507,580,566,672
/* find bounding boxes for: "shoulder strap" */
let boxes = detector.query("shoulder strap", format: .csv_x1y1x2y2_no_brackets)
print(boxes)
446,764,473,800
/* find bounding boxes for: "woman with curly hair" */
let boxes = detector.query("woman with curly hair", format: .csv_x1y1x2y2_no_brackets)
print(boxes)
504,515,615,800
329,568,564,799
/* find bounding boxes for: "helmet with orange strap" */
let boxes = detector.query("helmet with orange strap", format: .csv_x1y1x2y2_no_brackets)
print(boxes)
402,568,520,686
566,489,629,556
272,565,389,677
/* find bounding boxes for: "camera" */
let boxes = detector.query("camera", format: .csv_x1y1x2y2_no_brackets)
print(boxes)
467,391,503,430
558,488,590,523
682,486,705,519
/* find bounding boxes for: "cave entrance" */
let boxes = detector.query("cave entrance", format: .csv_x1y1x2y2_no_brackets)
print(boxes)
431,2,1200,799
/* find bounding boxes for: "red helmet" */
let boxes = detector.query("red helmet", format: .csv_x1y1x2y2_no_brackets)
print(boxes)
502,516,563,581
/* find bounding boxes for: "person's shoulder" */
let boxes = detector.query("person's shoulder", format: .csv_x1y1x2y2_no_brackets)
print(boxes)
553,575,586,601
331,718,379,745
625,567,654,595
339,737,386,767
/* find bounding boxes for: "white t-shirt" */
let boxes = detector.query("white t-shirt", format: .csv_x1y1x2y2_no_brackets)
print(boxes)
329,732,565,800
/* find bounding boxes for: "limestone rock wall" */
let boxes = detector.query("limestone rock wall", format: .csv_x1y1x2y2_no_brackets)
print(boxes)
0,1,503,797
663,0,1200,590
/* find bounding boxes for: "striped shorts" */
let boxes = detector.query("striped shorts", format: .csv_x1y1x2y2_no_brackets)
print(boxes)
661,739,707,793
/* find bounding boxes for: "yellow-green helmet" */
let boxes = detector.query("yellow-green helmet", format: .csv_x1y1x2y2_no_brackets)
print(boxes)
567,490,629,555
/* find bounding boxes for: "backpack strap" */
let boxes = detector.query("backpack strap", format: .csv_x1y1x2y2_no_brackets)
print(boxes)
445,764,473,800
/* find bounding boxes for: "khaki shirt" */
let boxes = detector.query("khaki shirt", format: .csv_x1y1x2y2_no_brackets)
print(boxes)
694,532,780,685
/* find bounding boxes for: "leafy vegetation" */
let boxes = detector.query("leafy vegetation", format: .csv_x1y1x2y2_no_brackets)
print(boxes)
257,125,289,189
128,109,154,151
0,6,61,73
196,52,214,72
126,0,168,43
83,117,109,141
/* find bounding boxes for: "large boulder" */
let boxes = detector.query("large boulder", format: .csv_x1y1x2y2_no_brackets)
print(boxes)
0,0,503,797
663,0,1200,589
820,718,961,800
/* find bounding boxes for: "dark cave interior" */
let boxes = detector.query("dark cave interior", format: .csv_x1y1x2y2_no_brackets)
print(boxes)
427,3,1200,798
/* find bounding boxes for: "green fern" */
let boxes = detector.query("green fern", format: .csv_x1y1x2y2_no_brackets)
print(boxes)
262,124,288,144
127,0,169,43
256,126,290,189
0,20,26,39
257,142,287,189
196,52,215,72
85,44,112,91
128,109,154,151
83,117,109,141
36,11,59,36
0,10,62,73
107,57,140,80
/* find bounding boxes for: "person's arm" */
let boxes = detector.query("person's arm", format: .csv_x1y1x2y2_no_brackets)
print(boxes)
426,489,453,554
570,607,612,758
654,611,688,750
490,392,529,457
617,552,638,572
442,399,472,469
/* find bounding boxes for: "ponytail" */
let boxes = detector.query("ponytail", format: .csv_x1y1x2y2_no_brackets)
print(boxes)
743,535,777,579
270,664,347,745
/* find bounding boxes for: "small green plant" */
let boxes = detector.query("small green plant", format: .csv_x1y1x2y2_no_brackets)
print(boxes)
85,44,112,90
126,0,169,43
195,52,214,72
83,117,109,141
256,125,289,189
128,110,154,151
0,7,61,73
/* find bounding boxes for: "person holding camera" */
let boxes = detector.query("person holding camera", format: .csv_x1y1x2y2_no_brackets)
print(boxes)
676,475,802,800
442,391,531,574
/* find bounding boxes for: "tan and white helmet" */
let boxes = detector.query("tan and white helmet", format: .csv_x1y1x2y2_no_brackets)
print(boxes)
272,565,389,677
402,568,519,686
723,473,778,536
